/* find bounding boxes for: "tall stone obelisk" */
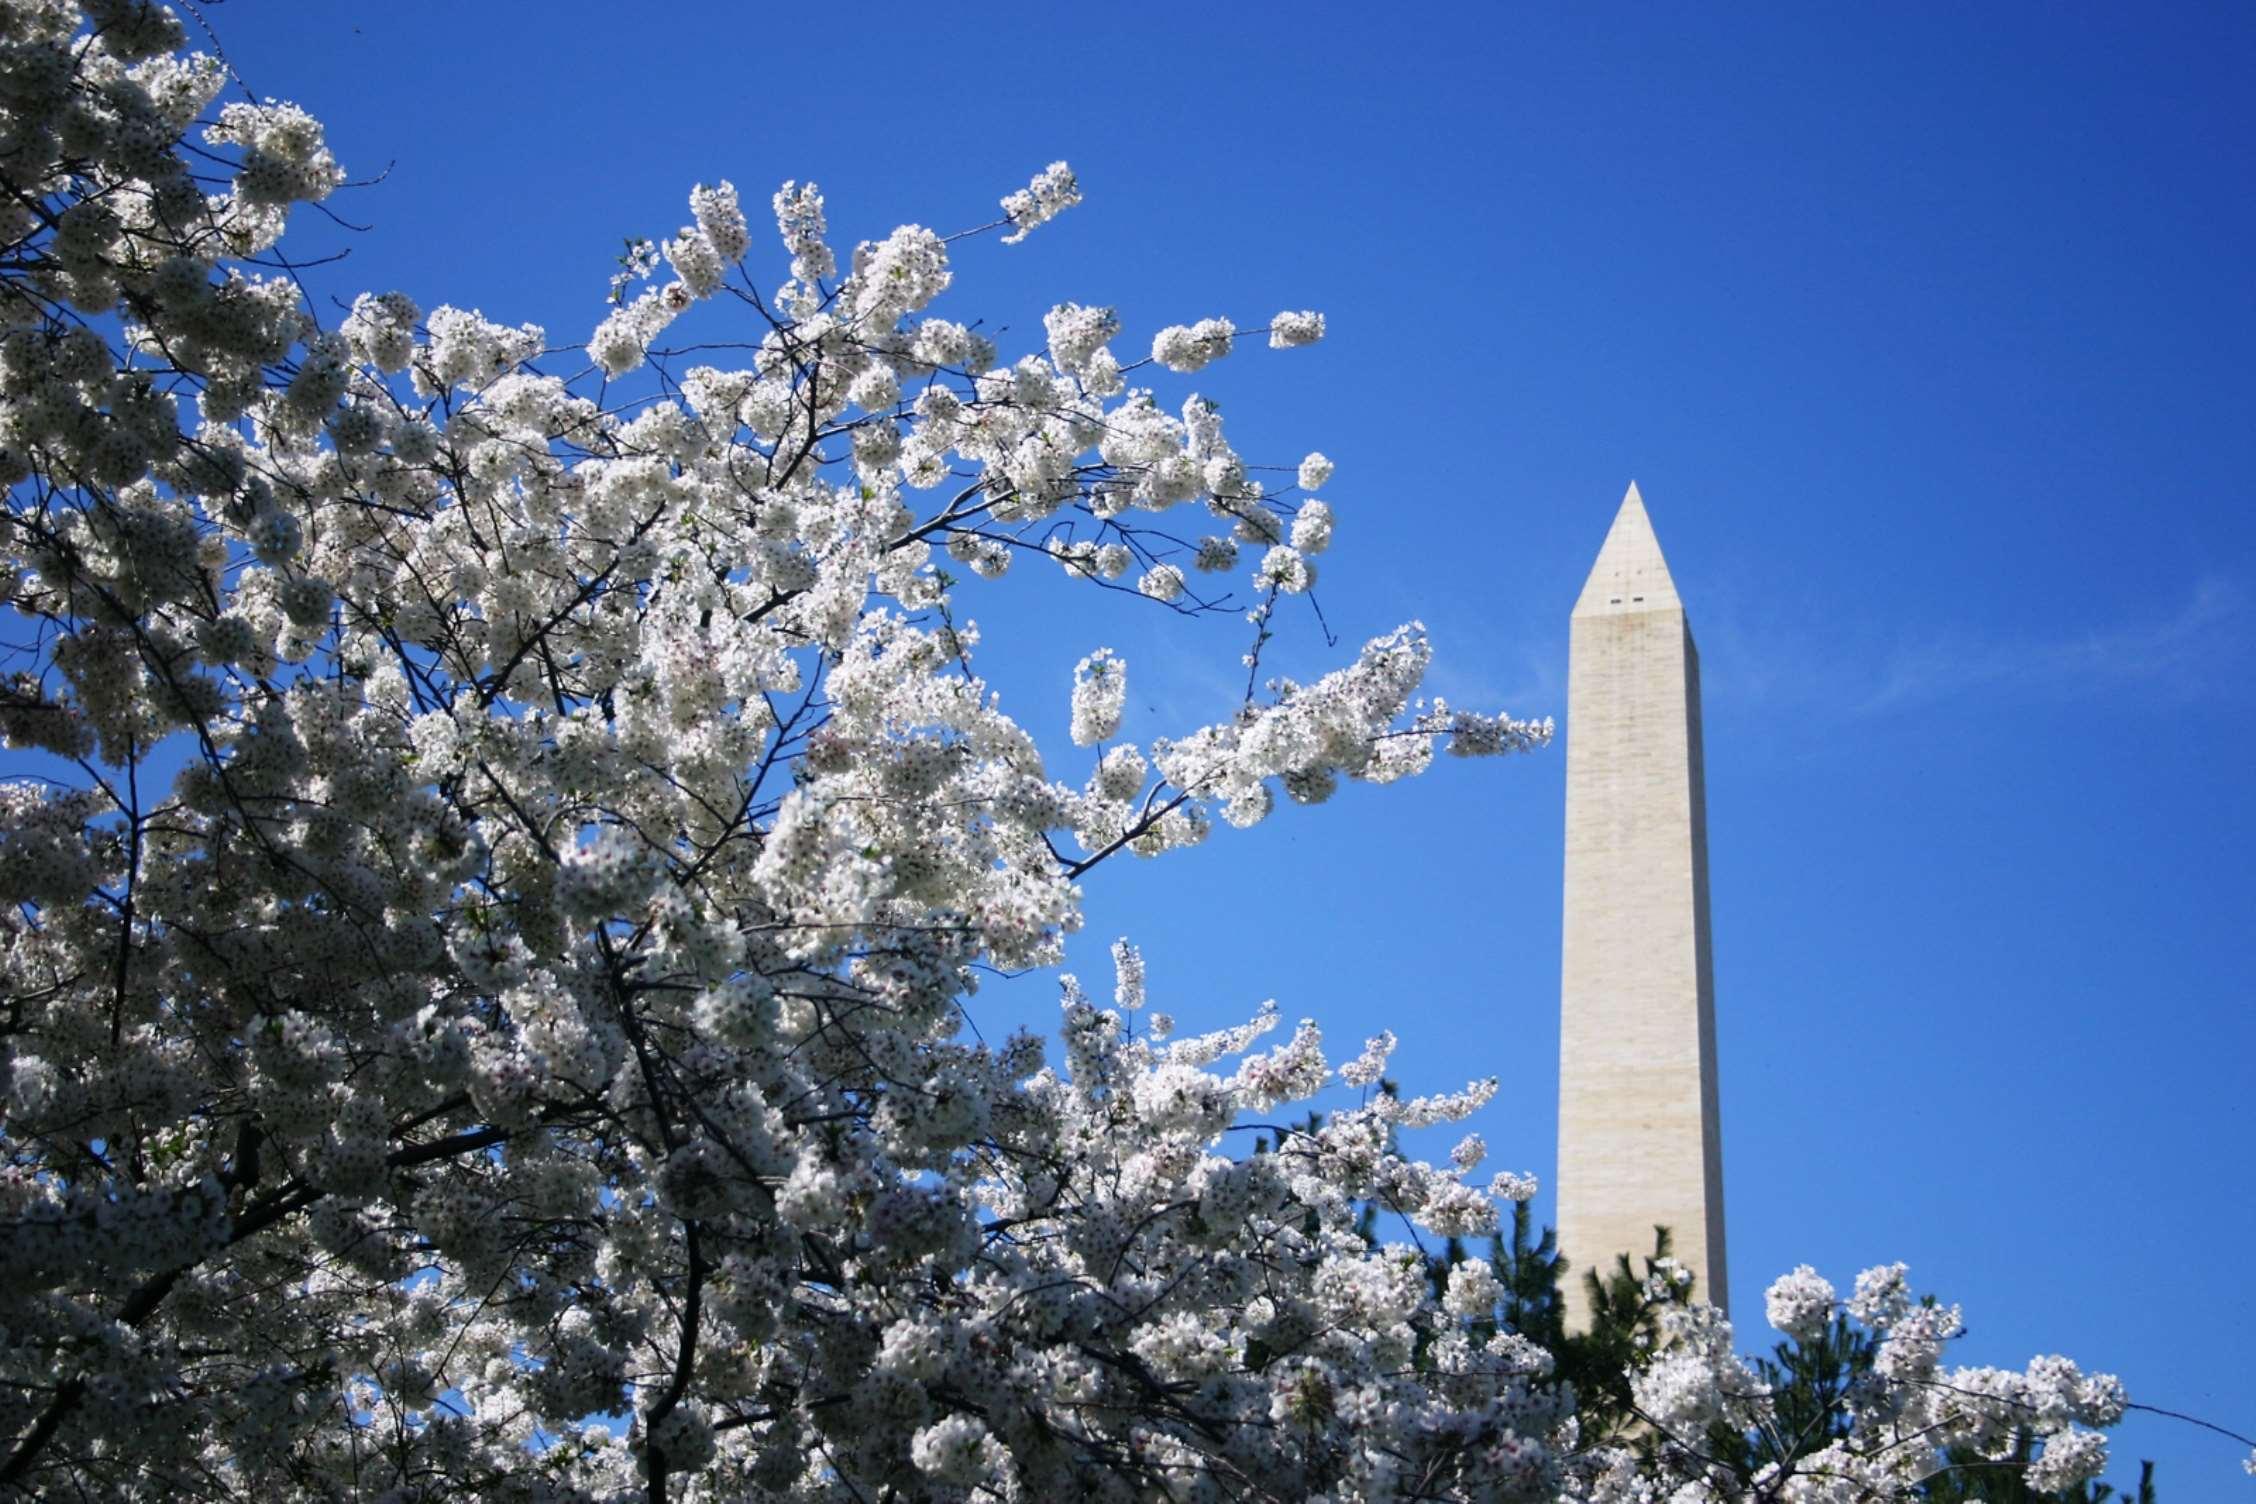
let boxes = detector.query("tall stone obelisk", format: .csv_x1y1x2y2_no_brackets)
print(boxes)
1557,482,1727,1326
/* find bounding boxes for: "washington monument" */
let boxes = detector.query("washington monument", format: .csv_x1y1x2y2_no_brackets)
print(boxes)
1557,482,1728,1325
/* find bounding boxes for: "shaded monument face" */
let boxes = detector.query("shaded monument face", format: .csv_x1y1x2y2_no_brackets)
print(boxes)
1557,483,1728,1326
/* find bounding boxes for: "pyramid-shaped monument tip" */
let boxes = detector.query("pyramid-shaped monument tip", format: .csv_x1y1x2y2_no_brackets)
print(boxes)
1572,479,1682,617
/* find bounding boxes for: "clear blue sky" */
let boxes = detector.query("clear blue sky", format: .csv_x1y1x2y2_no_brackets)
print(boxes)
159,0,2256,1489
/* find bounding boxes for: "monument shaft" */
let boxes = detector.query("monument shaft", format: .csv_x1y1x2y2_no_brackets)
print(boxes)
1558,484,1727,1325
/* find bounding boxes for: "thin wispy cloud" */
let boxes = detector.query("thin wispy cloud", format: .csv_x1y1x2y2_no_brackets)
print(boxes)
1854,577,2249,715
1423,637,1562,721
1692,576,2253,722
1132,647,1247,732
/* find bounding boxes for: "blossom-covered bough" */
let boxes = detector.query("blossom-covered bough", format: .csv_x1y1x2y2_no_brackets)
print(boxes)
0,2,2179,1498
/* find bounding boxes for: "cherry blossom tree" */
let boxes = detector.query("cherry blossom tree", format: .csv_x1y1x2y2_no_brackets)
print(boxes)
0,2,2152,1498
